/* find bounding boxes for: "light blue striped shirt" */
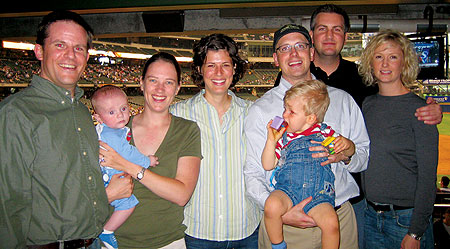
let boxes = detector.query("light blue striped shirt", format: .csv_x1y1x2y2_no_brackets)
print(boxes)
170,90,261,241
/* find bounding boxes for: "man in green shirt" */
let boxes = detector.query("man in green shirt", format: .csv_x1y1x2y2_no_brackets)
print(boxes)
0,10,132,249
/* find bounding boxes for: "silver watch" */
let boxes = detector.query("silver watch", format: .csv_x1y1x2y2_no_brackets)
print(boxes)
407,232,422,241
136,167,146,181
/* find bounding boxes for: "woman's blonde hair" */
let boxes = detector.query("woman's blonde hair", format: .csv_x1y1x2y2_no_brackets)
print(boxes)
284,80,329,122
358,30,419,88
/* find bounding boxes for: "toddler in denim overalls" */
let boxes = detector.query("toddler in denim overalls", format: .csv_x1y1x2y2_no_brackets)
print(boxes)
261,80,356,249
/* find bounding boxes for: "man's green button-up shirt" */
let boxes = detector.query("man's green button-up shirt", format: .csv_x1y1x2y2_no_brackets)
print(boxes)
0,76,109,248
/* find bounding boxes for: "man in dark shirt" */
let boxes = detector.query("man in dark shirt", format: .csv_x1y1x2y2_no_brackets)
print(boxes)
0,10,133,249
310,56,377,107
308,6,369,248
309,5,377,107
309,4,442,118
308,4,443,249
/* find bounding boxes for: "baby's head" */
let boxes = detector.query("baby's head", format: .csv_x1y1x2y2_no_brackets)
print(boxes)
91,85,130,129
283,80,329,132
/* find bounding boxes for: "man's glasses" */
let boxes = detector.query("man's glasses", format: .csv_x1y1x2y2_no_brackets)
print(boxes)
276,42,310,53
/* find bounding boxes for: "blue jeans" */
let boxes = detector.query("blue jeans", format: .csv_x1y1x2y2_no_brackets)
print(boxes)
364,204,434,249
185,226,258,249
352,198,366,249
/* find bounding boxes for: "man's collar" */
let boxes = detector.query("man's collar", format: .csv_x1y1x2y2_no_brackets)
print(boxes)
312,54,342,73
31,75,84,101
279,73,316,88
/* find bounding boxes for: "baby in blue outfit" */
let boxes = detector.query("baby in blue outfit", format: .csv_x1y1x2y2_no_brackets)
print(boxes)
91,85,158,249
261,80,355,249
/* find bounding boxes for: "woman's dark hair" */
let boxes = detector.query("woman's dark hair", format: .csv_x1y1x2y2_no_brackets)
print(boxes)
141,52,182,84
191,33,246,88
36,10,94,49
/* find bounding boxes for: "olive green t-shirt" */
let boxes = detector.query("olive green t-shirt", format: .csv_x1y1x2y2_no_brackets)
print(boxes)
116,115,201,249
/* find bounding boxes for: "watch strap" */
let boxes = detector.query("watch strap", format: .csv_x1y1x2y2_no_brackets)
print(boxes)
343,155,352,164
407,232,422,241
136,167,146,181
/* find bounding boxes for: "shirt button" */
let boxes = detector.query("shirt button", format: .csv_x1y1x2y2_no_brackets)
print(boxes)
219,194,223,198
88,176,92,181
77,127,81,131
61,100,65,104
65,91,69,95
93,201,97,206
83,151,87,156
219,215,223,219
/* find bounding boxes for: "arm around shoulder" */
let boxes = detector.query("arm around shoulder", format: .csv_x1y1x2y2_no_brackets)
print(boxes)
414,97,443,125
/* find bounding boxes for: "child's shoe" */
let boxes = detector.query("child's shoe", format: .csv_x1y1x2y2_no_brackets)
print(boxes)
272,240,287,249
99,232,118,249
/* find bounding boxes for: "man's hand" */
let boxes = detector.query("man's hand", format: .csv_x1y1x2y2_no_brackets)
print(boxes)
309,140,350,166
105,173,134,204
401,234,420,249
281,196,317,228
415,97,442,125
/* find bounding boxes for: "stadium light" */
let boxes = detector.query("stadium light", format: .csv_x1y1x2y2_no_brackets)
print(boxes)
2,41,34,50
115,52,152,60
89,50,116,57
176,57,193,62
2,40,193,62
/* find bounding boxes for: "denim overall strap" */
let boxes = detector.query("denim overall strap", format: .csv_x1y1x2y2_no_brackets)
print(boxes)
269,167,279,188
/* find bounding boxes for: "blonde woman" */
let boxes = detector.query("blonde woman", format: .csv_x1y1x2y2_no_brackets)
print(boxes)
359,30,438,249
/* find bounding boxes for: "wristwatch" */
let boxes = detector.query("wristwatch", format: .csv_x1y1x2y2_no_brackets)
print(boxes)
343,155,352,164
136,167,146,181
407,232,422,241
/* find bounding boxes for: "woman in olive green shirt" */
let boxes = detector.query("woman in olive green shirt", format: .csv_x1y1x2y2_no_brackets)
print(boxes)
100,52,202,249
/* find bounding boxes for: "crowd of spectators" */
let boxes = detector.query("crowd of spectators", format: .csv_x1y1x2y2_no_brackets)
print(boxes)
81,64,142,84
1,58,278,86
242,69,278,85
0,59,39,83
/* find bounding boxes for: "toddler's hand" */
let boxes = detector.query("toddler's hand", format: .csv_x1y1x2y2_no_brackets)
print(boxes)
333,136,355,157
266,120,286,142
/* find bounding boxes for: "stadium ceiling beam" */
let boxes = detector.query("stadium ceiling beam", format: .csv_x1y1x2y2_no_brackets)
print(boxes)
0,2,449,40
0,1,432,18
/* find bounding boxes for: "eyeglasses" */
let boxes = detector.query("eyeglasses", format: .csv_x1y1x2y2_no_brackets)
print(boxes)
276,42,310,53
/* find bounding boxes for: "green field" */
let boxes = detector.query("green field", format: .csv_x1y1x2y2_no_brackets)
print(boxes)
437,113,450,135
437,112,450,186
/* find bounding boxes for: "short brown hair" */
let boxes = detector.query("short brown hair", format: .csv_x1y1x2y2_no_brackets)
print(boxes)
36,10,94,49
91,85,127,112
284,80,329,122
191,34,246,88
